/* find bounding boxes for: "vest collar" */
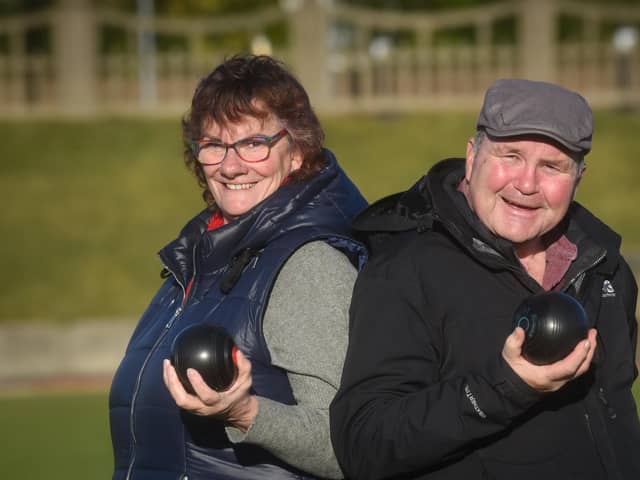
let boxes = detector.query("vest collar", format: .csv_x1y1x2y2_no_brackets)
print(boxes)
159,149,366,287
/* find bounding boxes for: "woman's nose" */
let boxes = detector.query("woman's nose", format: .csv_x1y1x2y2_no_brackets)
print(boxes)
218,148,248,177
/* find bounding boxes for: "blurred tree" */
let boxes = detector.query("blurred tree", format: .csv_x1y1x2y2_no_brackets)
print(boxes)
4,0,638,53
4,0,640,15
94,0,285,54
341,0,496,9
341,0,640,8
0,0,53,53
96,0,278,15
0,0,52,14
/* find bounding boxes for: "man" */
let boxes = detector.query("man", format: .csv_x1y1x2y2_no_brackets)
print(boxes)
330,79,640,479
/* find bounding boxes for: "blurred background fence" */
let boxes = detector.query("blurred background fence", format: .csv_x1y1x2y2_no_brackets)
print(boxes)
1,0,640,116
1,0,639,381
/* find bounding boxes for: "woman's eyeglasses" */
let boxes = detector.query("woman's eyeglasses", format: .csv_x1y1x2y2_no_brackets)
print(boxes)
190,128,289,165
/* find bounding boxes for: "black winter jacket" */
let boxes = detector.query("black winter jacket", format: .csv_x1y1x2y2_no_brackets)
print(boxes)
330,158,640,480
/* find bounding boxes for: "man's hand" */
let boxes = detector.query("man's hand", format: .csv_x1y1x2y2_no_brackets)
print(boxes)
502,327,597,392
163,349,258,432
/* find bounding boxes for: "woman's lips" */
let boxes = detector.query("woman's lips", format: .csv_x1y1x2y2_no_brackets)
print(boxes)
225,182,257,190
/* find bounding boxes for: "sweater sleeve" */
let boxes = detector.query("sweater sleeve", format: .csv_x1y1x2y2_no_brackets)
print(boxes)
225,241,356,479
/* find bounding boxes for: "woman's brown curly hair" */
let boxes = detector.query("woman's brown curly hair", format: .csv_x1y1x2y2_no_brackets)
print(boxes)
182,54,326,209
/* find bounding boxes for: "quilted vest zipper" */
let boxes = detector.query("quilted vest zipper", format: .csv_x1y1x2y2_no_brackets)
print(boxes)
125,249,195,480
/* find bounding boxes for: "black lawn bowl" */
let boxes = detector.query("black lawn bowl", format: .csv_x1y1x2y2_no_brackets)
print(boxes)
170,324,238,393
512,292,588,365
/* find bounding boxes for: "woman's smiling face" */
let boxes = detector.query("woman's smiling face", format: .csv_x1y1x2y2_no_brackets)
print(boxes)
201,115,302,223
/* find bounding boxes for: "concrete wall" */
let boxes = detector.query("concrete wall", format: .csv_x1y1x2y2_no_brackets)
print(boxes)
0,320,134,390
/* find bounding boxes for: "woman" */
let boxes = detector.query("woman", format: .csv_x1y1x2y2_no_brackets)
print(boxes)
109,55,367,479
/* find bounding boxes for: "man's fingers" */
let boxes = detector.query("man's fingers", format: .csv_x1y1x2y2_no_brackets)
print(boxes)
544,329,596,381
503,327,525,359
574,329,598,377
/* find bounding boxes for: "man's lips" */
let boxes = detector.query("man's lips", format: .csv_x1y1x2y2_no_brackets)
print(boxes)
501,196,541,211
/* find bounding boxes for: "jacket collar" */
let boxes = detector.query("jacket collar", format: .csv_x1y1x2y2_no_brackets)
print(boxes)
159,149,367,287
355,158,621,277
428,160,623,276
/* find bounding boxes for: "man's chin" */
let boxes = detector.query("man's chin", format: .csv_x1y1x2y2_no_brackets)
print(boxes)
495,228,544,248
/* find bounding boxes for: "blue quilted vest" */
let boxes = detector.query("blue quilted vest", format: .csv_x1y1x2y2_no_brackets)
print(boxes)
109,151,367,480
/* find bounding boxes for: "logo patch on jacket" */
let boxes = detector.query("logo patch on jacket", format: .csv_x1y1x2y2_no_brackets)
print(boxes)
601,279,616,298
464,384,487,419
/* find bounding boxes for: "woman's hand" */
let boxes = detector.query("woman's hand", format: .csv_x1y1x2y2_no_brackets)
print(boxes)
163,349,258,432
502,327,597,393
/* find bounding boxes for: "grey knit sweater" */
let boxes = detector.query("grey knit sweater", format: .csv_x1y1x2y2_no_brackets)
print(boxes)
226,241,356,479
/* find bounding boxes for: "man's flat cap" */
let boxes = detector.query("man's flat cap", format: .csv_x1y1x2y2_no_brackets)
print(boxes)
477,79,593,154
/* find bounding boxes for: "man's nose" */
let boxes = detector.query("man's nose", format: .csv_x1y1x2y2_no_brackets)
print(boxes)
514,164,538,194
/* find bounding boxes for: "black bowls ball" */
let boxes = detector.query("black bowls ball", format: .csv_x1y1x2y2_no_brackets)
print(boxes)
170,324,238,394
512,292,588,365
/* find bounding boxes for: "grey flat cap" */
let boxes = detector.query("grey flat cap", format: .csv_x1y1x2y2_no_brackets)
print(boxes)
477,79,593,154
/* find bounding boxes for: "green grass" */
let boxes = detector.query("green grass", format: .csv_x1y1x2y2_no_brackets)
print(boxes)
0,392,112,478
0,384,638,479
1,111,639,322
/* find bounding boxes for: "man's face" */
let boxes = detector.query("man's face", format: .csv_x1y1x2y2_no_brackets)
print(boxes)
464,135,583,250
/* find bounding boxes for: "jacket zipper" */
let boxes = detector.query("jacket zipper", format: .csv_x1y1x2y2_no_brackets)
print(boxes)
584,407,616,479
583,412,598,450
564,251,606,294
125,255,193,480
598,387,617,419
435,209,607,287
125,303,183,480
564,247,608,476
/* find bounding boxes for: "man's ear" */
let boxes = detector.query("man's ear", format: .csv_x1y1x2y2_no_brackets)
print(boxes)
571,161,587,200
572,162,587,198
578,161,587,178
465,137,476,183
